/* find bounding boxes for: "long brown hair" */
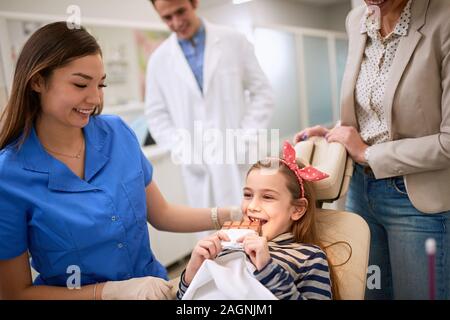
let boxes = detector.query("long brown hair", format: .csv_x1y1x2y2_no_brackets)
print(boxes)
248,159,342,299
0,21,102,150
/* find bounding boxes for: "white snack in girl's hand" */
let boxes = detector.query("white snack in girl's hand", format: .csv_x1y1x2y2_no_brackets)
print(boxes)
221,229,257,250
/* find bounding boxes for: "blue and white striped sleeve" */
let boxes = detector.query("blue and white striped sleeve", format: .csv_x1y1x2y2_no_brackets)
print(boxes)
176,269,190,300
254,251,332,300
296,250,332,300
254,258,300,299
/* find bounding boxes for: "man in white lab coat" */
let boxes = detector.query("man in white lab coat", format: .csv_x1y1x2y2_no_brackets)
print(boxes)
145,0,274,212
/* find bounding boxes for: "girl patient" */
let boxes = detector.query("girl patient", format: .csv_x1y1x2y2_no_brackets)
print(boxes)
177,141,340,300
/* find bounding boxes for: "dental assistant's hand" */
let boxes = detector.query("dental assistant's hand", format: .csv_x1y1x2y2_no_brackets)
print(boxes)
184,231,230,285
240,234,271,271
101,276,173,300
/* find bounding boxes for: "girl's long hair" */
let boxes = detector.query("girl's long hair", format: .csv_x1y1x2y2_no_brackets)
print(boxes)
248,159,343,299
0,21,102,150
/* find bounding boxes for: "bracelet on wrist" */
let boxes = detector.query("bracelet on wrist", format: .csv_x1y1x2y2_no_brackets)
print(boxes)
210,207,221,230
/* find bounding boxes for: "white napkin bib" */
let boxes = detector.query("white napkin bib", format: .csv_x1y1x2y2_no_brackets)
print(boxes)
182,250,277,300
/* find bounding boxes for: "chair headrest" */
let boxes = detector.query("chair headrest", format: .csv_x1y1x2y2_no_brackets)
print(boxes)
294,137,353,202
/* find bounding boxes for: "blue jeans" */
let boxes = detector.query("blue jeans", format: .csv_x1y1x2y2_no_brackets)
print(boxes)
346,164,450,300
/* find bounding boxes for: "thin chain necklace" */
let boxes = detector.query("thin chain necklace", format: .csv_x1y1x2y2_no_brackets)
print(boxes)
43,139,85,159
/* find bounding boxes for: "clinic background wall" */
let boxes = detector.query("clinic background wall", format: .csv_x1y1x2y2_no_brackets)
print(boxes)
0,0,351,33
0,0,161,26
199,0,351,33
0,0,352,114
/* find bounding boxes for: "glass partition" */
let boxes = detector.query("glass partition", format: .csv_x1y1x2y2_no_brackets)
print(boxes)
335,38,349,108
254,28,301,139
254,26,348,137
303,35,333,126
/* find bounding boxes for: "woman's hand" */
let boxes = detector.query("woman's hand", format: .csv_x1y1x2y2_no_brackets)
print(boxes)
184,231,230,285
293,125,330,144
240,234,271,271
101,276,173,300
325,126,369,164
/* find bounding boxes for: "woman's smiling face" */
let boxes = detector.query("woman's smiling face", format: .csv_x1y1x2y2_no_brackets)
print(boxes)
33,54,106,129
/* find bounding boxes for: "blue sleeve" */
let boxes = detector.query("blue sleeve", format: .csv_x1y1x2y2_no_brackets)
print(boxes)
0,178,28,260
113,116,153,186
140,150,153,187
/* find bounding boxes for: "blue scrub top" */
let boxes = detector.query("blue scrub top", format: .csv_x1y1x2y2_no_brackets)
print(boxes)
0,115,168,286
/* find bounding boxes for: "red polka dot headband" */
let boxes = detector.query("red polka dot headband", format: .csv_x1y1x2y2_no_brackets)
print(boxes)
279,141,329,198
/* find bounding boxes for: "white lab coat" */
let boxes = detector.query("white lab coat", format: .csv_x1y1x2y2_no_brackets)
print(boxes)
145,21,274,208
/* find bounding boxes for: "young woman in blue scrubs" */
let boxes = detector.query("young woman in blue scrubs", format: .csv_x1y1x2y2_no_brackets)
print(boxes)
0,22,233,300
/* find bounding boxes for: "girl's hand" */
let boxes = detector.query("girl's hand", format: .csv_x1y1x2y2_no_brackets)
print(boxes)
184,231,230,285
239,234,271,271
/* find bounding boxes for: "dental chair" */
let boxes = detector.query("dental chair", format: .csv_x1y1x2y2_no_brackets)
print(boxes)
169,137,370,300
294,136,370,300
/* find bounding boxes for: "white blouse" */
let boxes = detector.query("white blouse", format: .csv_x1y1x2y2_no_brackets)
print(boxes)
355,0,412,146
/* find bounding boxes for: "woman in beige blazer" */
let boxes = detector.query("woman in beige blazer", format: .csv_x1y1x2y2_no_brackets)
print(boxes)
294,0,450,299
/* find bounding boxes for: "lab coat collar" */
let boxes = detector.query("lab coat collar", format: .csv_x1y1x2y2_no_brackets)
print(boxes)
169,19,221,97
177,21,205,48
170,33,202,98
203,20,221,95
20,117,110,192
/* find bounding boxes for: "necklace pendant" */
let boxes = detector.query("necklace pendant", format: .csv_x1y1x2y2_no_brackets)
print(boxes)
76,154,81,159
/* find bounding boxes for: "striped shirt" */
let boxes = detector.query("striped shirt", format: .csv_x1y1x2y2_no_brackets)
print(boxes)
177,233,332,300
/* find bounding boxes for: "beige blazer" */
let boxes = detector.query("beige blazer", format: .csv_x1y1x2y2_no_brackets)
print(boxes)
340,0,450,213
